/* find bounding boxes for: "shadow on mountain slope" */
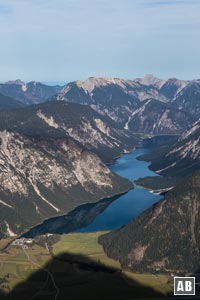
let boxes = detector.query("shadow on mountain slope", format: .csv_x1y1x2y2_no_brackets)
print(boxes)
0,252,164,300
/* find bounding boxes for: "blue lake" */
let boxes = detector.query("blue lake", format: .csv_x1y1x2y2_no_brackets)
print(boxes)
24,147,162,238
76,148,162,232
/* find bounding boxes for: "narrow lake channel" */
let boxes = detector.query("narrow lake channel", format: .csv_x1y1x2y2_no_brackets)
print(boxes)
76,147,162,232
24,148,162,238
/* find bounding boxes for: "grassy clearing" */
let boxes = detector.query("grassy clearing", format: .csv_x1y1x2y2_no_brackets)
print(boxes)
52,232,172,295
0,232,173,296
53,232,121,269
0,242,51,292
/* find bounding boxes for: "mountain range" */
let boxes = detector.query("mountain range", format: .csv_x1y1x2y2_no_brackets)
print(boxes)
1,75,200,135
1,75,200,277
54,75,200,134
0,80,62,105
0,101,137,162
0,100,136,238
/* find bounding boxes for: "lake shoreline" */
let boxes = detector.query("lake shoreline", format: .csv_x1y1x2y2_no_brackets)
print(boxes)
76,147,163,233
21,189,133,238
19,147,163,238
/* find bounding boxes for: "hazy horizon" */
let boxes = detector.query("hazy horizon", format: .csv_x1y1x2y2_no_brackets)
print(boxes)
1,73,200,86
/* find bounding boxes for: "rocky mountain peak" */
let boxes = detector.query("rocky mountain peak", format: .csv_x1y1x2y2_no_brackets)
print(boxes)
137,74,164,87
0,81,63,105
75,77,128,94
28,81,39,87
4,79,25,85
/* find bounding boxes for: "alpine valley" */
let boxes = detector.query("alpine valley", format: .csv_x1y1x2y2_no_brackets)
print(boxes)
0,75,200,298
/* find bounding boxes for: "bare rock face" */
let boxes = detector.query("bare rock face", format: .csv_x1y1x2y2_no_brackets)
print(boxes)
1,75,199,135
0,130,132,237
55,77,168,129
55,76,198,134
171,81,200,117
126,99,192,135
0,101,137,162
148,119,200,177
0,100,137,237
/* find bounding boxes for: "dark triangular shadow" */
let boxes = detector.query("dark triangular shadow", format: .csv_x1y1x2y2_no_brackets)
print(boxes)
0,252,165,300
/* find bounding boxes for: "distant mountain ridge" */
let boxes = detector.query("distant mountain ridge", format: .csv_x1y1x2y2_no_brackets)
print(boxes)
0,80,62,105
53,75,200,134
1,75,200,135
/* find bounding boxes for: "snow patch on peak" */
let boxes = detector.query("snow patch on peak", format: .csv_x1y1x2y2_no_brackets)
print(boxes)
21,84,27,92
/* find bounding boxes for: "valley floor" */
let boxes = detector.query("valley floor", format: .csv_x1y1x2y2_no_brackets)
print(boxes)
0,232,172,299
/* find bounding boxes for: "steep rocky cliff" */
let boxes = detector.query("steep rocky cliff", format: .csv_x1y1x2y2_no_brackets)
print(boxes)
0,101,137,162
1,76,200,135
147,119,200,177
0,131,132,238
54,76,197,134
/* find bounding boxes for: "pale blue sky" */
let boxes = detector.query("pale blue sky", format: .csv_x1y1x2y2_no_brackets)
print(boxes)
0,0,200,84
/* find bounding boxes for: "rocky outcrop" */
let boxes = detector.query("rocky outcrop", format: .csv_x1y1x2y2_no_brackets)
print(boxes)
54,76,199,134
147,119,200,177
0,101,137,162
0,131,132,237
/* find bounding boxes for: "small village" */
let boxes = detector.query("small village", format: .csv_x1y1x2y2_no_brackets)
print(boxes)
12,238,33,249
